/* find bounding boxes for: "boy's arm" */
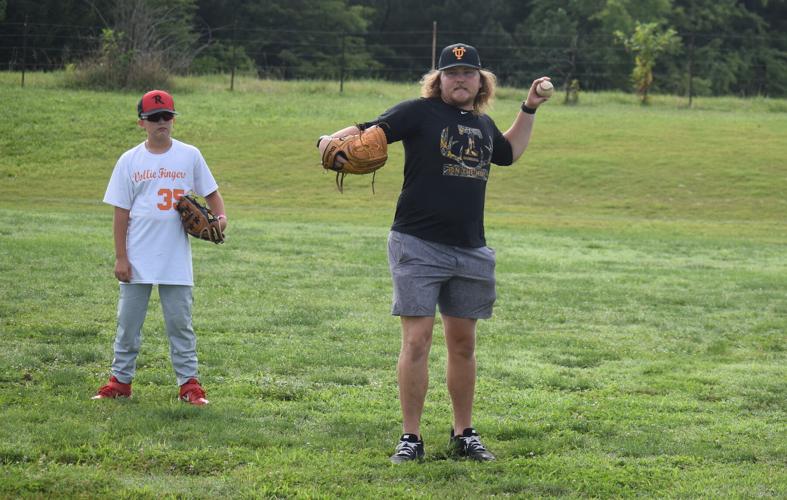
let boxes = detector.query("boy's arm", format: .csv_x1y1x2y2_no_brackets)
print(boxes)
205,190,227,232
113,207,132,282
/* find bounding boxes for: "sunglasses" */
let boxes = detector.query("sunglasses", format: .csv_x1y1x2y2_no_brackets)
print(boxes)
144,112,175,122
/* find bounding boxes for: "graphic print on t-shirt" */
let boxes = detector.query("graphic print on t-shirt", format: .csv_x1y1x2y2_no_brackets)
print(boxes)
132,167,187,183
131,167,188,210
439,125,491,181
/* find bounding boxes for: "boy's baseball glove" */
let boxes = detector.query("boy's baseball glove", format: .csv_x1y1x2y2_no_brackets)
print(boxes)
176,193,224,244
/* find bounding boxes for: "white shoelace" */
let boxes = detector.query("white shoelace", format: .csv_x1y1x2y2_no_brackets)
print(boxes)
461,435,486,452
395,440,420,457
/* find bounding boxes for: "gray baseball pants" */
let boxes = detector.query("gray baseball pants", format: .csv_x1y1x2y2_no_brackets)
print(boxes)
110,283,199,386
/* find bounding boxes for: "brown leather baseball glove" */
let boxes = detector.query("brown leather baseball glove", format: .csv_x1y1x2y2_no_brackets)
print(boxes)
175,193,224,244
321,125,388,192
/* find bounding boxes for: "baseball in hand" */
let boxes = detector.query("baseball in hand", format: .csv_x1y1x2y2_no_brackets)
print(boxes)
536,80,554,98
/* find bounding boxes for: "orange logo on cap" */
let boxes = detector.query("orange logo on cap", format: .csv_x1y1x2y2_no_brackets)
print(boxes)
452,46,466,59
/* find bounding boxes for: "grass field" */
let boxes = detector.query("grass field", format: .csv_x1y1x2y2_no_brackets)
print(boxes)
0,72,785,497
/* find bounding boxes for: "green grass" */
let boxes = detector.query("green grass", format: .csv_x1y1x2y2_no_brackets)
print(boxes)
0,73,785,497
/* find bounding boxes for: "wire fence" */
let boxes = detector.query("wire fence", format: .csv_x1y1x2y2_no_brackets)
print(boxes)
1,21,780,96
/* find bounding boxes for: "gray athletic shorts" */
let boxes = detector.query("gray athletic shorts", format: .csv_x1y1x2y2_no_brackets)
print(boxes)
387,230,497,319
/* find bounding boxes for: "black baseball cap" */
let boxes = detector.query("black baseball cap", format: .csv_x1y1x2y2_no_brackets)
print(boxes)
437,43,482,70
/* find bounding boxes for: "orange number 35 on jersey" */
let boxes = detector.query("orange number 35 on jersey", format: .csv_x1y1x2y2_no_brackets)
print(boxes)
157,188,185,210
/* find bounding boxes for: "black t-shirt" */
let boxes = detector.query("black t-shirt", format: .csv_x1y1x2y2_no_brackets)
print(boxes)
363,98,513,248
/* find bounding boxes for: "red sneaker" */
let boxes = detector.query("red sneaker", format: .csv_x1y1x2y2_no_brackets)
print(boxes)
91,375,132,399
179,378,209,406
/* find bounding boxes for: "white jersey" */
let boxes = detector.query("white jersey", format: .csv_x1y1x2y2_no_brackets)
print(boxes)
103,139,218,285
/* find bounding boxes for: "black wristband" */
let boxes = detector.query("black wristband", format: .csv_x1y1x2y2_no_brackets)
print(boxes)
521,102,537,115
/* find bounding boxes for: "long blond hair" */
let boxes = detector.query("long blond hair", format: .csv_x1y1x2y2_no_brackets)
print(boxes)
419,68,497,115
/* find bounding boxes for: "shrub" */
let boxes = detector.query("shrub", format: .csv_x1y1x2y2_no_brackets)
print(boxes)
65,28,172,91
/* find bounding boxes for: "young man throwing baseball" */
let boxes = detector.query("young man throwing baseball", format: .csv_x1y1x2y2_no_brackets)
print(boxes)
319,43,550,462
93,90,227,405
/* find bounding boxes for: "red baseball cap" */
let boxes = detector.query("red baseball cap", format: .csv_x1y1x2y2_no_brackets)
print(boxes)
137,90,178,118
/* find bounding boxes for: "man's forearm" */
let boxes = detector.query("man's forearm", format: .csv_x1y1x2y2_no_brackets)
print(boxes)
503,112,536,162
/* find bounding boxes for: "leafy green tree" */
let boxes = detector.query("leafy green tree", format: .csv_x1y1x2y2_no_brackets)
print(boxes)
195,0,376,79
668,0,787,96
2,0,787,96
616,21,680,103
350,0,518,80
592,0,673,34
514,3,582,90
190,41,256,75
516,0,618,91
588,0,675,91
1,0,107,69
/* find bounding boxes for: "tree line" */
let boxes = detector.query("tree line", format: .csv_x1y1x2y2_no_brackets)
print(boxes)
2,0,786,97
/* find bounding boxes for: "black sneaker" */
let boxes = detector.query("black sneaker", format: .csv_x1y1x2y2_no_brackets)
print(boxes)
390,433,425,463
449,427,496,461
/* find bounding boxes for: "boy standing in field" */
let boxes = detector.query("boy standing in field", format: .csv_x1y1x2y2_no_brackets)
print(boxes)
93,90,227,405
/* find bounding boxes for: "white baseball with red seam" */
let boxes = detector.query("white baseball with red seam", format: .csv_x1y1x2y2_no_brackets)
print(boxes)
536,80,554,98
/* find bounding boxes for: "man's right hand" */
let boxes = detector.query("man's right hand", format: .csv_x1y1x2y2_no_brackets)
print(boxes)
114,257,132,282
